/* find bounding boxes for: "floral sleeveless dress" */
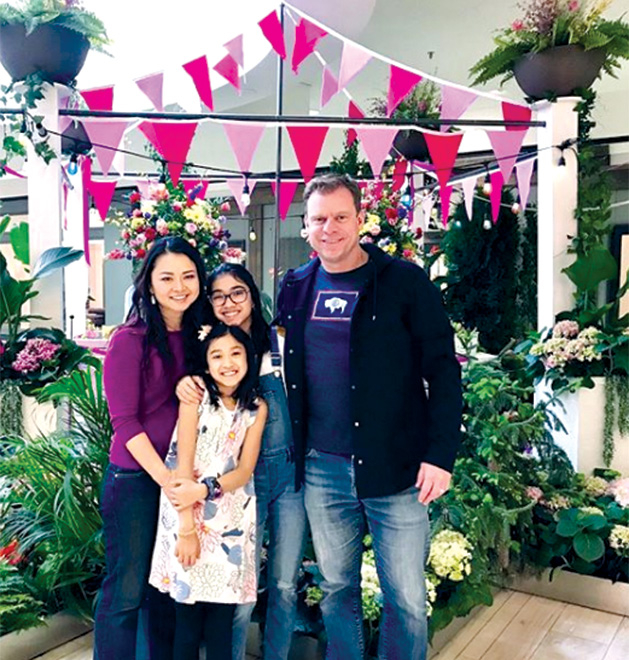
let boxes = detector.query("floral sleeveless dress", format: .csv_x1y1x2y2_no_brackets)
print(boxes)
149,396,258,604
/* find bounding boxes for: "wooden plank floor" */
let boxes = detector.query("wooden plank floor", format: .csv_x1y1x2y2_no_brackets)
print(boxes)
31,591,629,660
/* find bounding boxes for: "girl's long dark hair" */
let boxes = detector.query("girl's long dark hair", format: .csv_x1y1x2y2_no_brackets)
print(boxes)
206,263,271,359
126,237,209,373
198,324,259,411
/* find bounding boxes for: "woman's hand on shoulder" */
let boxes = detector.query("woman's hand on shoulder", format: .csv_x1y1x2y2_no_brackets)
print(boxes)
176,375,205,405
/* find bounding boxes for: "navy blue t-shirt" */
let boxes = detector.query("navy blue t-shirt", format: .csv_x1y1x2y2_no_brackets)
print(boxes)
304,262,370,455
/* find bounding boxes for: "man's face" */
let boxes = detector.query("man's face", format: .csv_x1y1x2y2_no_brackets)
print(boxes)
304,187,364,272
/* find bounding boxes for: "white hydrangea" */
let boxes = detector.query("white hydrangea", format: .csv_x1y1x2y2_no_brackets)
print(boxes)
609,525,629,558
428,530,473,582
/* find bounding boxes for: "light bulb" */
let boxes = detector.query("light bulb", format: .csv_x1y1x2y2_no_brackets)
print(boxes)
482,179,492,195
67,155,78,175
483,219,492,230
249,227,257,241
241,181,251,208
511,202,521,214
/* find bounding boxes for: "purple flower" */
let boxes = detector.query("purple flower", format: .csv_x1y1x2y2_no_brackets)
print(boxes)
144,212,152,220
397,207,408,219
12,338,61,373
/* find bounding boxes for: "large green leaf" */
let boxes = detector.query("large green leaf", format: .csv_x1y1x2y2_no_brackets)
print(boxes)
573,532,605,562
0,214,11,237
31,247,83,280
9,222,29,266
562,245,618,292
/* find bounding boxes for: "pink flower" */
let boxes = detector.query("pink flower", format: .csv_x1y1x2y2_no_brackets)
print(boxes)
12,338,60,373
185,222,197,235
150,184,170,201
156,219,169,236
403,249,415,260
172,202,183,212
188,239,197,248
220,201,231,213
370,225,381,236
526,486,544,503
106,249,126,260
512,19,524,31
387,217,398,226
568,0,579,11
608,478,629,508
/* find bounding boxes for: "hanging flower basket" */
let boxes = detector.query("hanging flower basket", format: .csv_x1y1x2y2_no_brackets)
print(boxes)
392,130,430,162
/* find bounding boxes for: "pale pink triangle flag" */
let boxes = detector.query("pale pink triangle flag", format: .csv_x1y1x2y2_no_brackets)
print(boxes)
226,178,258,215
419,193,435,230
222,122,266,173
138,121,199,186
58,94,73,134
270,181,299,220
182,56,214,110
292,18,327,73
460,175,478,221
135,72,164,112
440,185,455,227
213,54,241,93
286,126,329,183
88,179,118,222
223,34,244,67
183,179,209,201
338,41,371,92
487,130,527,184
440,85,478,131
424,132,463,221
515,158,535,212
320,66,338,109
82,120,130,176
346,100,364,147
81,86,114,111
490,171,504,223
135,179,153,198
354,127,397,176
501,102,532,132
259,10,286,60
387,66,422,117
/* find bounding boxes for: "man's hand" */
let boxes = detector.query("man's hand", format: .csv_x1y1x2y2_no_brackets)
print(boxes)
166,477,207,511
175,532,200,568
415,463,452,505
175,376,205,406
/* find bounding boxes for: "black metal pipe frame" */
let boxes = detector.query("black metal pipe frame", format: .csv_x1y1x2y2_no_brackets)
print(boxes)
273,3,285,308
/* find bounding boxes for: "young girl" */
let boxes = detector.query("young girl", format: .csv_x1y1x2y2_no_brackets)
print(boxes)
149,323,267,660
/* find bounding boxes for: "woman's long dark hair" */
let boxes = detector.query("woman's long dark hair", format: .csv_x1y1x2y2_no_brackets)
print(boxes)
126,237,209,372
198,324,259,411
206,263,271,359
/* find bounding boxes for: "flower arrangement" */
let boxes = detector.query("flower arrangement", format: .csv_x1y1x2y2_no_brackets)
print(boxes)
106,181,245,273
370,79,441,123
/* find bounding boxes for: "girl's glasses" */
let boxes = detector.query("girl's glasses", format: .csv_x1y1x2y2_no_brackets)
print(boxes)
209,287,249,306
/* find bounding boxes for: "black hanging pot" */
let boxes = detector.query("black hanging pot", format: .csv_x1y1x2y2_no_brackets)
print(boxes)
61,120,92,156
392,130,430,162
513,45,606,100
0,22,90,84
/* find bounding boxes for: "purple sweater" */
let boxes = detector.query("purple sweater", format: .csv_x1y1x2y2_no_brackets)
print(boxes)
103,324,186,470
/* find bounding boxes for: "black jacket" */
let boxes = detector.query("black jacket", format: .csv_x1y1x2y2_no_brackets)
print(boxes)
276,243,463,498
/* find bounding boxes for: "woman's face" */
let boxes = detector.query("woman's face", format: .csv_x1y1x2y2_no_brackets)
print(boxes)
206,333,248,393
209,273,253,334
150,252,200,327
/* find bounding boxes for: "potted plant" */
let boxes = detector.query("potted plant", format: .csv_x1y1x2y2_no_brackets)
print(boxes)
0,0,109,84
469,0,629,100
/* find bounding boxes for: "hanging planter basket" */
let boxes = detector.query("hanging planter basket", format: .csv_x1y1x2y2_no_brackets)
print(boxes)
392,130,430,162
0,22,90,84
513,45,606,100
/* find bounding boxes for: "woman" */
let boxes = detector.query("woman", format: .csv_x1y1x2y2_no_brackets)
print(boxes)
174,264,307,660
94,237,207,660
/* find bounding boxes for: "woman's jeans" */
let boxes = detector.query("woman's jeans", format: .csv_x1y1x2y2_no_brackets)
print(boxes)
304,449,430,660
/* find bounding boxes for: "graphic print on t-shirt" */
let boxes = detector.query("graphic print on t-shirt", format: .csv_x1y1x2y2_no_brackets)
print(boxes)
311,290,359,321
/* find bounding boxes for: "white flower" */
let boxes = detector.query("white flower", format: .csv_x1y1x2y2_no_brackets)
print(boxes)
428,530,473,582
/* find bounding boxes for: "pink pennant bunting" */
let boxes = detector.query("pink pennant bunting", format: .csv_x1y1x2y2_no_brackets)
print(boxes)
460,176,478,221
223,34,244,67
88,178,118,222
81,86,114,111
338,41,371,92
439,185,454,227
487,130,527,184
347,100,364,147
81,156,92,265
62,180,69,230
222,122,266,173
183,179,209,201
391,158,407,192
270,181,299,220
515,158,535,212
135,72,164,112
440,85,478,131
320,66,338,109
138,121,199,186
292,18,327,73
387,66,422,117
259,10,286,60
489,171,504,223
354,127,397,176
424,132,463,192
226,178,258,215
286,126,329,183
82,120,129,176
58,95,73,135
213,54,241,93
419,193,435,230
502,102,532,132
183,56,214,110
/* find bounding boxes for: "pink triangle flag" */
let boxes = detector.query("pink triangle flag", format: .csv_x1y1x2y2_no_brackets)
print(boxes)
515,158,535,212
82,120,129,176
213,54,241,93
490,171,504,223
135,72,164,112
354,127,397,176
440,85,478,131
226,178,258,215
286,126,329,183
135,179,153,199
183,179,209,201
88,179,118,222
222,122,266,173
391,157,407,192
138,121,198,186
320,66,338,109
347,100,364,147
292,18,327,73
502,102,532,132
183,56,214,110
58,94,73,135
387,66,422,117
424,132,463,191
439,185,454,227
81,156,92,265
270,181,299,221
487,130,527,184
460,175,478,221
338,41,371,92
81,86,114,111
259,10,286,60
223,34,244,67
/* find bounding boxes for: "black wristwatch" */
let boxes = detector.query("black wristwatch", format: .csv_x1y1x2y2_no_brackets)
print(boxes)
202,476,223,501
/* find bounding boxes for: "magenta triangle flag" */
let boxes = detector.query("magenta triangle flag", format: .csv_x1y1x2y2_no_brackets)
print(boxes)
222,122,266,173
347,100,364,147
439,185,454,227
183,56,214,110
270,181,299,220
81,86,114,111
338,41,371,91
386,66,422,117
259,10,286,59
490,171,504,223
487,130,527,184
292,18,327,73
183,179,209,201
287,126,329,183
226,178,258,215
88,179,118,222
223,34,244,67
502,102,532,132
82,120,129,176
424,132,463,190
392,157,407,192
213,54,241,92
460,175,478,221
515,158,535,212
355,127,397,176
320,66,338,108
440,85,478,131
138,121,198,186
135,72,164,112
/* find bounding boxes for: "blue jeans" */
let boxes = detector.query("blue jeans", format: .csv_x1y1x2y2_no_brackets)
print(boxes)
304,449,430,660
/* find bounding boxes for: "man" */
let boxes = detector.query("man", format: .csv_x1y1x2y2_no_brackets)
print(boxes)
275,173,462,660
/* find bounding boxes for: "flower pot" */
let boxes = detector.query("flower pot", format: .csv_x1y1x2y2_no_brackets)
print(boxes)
392,130,430,162
0,23,90,84
513,45,606,100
